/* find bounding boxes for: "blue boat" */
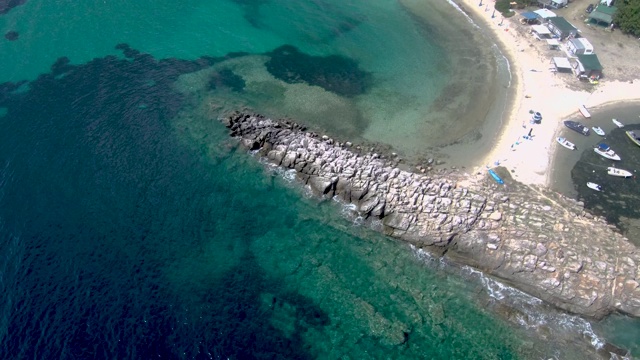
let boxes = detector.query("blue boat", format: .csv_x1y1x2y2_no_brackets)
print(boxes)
488,169,504,185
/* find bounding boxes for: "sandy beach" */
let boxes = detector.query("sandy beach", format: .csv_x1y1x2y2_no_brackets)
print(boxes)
456,0,640,185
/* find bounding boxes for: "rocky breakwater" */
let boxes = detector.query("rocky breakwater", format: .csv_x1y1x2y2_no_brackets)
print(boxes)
222,112,640,319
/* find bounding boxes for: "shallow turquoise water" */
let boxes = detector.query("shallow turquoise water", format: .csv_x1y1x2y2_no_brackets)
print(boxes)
0,0,633,358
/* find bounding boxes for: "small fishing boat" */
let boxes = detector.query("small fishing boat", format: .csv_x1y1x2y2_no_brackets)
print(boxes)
607,167,633,178
592,126,605,136
594,143,621,161
625,130,640,147
564,120,590,136
612,119,624,128
579,105,591,118
556,137,576,150
587,182,602,191
488,169,504,185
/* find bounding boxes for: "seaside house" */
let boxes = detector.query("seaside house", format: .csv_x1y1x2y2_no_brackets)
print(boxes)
531,24,552,39
520,11,539,24
552,57,573,73
566,38,595,55
535,0,553,8
587,5,617,27
547,39,561,50
549,0,567,8
573,53,603,79
533,8,557,22
546,17,578,39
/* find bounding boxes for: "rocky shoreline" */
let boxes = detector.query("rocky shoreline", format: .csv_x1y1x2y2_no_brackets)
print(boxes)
222,111,640,320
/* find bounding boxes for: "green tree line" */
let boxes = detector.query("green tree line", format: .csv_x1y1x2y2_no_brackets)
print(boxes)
614,0,640,36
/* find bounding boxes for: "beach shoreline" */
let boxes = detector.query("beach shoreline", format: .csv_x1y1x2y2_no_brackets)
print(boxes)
453,0,640,186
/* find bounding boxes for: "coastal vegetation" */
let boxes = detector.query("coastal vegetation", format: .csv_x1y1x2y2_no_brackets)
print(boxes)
614,0,640,36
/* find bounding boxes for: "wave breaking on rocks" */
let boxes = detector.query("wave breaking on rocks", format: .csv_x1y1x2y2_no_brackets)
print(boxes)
222,111,640,320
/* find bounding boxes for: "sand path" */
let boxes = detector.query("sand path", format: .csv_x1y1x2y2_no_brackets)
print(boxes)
457,0,640,185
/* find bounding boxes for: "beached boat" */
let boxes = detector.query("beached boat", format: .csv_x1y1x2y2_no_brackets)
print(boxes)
579,105,591,118
564,120,590,136
625,130,640,147
488,169,504,185
594,143,621,161
607,167,633,178
587,182,602,191
556,137,576,150
612,119,624,128
592,127,605,136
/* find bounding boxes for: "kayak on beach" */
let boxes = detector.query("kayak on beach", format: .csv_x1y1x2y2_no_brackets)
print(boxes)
579,105,591,118
488,169,504,185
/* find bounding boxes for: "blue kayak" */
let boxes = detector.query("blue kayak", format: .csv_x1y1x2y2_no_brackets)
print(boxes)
488,169,504,185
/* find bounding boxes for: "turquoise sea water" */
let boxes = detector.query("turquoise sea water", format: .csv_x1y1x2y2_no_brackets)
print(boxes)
0,0,634,358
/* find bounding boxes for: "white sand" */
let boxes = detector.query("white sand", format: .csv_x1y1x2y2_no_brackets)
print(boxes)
459,1,640,185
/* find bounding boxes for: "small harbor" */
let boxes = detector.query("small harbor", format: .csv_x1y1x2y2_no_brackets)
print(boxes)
549,102,640,242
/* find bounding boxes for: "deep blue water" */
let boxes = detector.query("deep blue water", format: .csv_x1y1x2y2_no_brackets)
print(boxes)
0,48,318,359
0,46,522,359
0,1,636,358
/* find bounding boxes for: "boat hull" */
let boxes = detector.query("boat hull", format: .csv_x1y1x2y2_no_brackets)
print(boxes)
594,148,621,161
556,137,575,150
488,169,504,185
625,130,640,147
612,119,624,128
592,127,605,136
579,105,591,118
564,121,590,136
587,182,601,191
607,167,633,177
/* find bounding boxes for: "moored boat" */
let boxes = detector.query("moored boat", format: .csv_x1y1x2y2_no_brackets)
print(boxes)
612,119,624,128
592,126,605,136
607,167,633,178
625,130,640,147
556,137,575,150
587,182,602,191
579,105,591,118
594,143,621,161
564,120,590,136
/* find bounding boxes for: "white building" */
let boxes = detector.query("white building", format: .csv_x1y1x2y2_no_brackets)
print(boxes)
566,38,595,55
533,9,557,22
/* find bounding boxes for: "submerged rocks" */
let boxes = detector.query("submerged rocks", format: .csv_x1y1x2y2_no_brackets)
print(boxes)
222,111,640,320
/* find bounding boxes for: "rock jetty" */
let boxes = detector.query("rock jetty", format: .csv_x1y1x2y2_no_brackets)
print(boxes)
223,112,640,319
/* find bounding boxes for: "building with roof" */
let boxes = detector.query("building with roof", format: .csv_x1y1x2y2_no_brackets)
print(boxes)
520,11,539,24
553,57,573,73
535,0,553,8
547,17,578,39
573,54,603,79
531,24,552,39
533,8,557,22
550,0,567,8
588,5,617,26
566,38,594,55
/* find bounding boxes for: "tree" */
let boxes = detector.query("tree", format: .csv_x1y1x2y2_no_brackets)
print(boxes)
613,0,640,37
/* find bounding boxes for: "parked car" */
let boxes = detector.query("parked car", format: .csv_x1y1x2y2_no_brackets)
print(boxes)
586,4,595,13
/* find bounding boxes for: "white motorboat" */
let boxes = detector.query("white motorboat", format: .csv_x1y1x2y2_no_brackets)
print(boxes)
612,119,624,128
592,126,605,136
556,137,576,150
594,143,621,161
579,105,591,118
607,167,633,178
587,182,602,191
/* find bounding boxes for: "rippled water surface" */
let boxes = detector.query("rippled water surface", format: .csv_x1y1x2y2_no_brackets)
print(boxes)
0,0,635,358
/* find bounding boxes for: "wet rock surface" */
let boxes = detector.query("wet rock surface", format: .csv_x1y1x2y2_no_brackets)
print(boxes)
222,112,640,320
